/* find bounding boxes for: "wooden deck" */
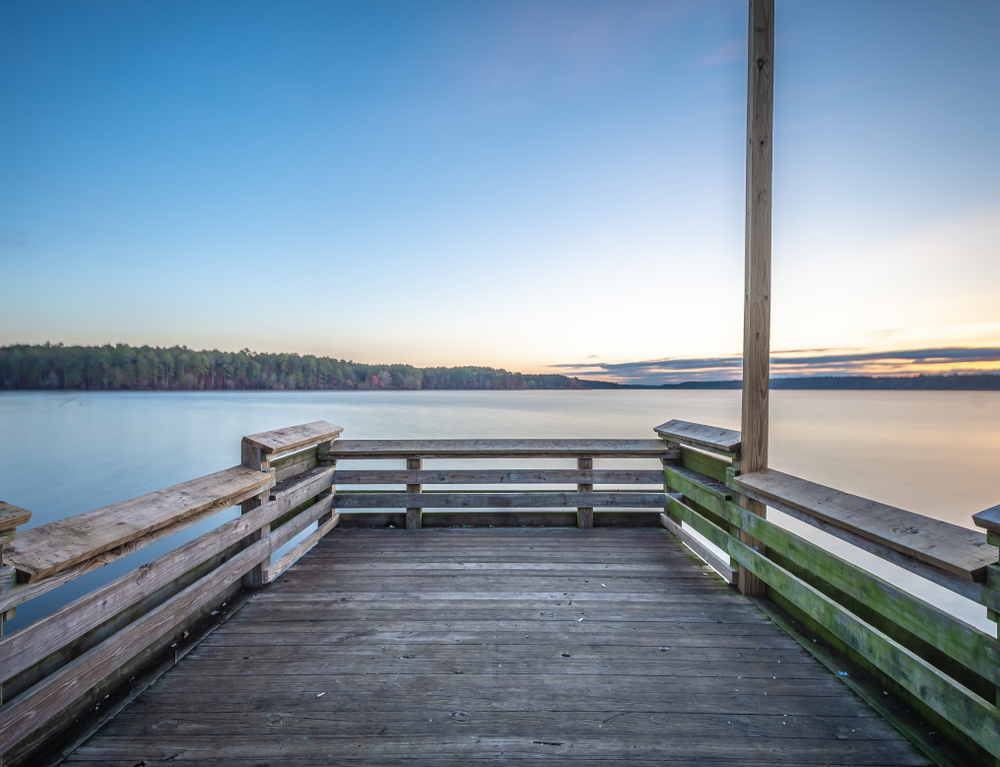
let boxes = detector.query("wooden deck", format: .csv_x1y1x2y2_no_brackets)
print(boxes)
61,528,929,766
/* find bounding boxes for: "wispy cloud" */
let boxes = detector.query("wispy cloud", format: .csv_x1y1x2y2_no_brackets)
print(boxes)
555,346,1000,385
697,37,745,67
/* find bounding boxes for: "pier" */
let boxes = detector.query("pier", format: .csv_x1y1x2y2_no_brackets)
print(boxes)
2,2,999,764
0,419,998,765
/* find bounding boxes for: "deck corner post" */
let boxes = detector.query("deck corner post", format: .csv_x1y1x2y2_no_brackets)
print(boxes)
240,440,273,589
406,458,423,530
739,0,774,598
577,456,594,529
0,504,31,710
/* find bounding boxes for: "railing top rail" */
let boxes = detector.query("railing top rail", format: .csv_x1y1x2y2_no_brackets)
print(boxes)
654,420,741,454
4,465,272,584
973,504,1000,538
0,501,31,531
326,439,674,459
243,420,343,458
735,468,998,582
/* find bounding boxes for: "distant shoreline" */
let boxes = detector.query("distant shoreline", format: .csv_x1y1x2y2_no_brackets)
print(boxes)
3,344,998,391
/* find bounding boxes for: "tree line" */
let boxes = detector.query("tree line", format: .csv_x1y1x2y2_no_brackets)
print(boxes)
0,344,587,391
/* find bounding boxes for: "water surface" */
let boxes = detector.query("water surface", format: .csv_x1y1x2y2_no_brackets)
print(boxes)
1,390,997,633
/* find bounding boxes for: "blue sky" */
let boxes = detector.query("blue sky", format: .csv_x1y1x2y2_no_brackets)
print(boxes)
2,0,999,383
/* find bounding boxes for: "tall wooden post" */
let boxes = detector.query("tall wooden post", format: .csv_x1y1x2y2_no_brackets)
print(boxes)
739,0,774,597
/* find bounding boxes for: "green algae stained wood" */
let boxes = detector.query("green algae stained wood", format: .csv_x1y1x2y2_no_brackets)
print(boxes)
668,496,1000,758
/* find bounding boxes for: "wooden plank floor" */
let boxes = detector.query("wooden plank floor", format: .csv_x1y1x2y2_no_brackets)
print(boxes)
65,528,930,766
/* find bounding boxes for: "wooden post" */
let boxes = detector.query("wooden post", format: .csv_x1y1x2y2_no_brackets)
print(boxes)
317,440,337,528
577,456,594,529
738,0,774,597
240,440,273,589
0,502,32,713
406,458,422,530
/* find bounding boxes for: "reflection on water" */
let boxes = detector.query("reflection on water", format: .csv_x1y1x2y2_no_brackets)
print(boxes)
1,390,997,633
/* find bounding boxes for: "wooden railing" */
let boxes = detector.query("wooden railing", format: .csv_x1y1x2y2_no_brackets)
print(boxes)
0,421,343,766
655,419,1000,766
0,418,997,765
325,438,673,531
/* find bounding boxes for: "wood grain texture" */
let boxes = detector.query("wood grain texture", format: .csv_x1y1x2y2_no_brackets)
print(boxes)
262,513,341,584
332,469,665,485
659,513,737,585
332,492,668,509
327,439,673,459
670,496,1000,758
242,421,344,458
58,528,927,767
0,494,334,757
738,0,774,600
5,467,272,583
0,467,334,684
0,502,31,533
653,421,741,454
973,504,1000,536
736,469,997,581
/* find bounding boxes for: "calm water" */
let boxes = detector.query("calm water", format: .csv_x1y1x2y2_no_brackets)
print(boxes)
2,390,998,634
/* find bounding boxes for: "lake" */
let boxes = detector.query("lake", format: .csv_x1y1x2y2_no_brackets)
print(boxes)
1,389,998,634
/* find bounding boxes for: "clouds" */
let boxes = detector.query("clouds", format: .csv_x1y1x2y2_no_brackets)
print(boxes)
555,346,1000,385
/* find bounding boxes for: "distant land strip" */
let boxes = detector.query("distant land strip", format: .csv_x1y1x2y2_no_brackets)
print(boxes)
1,344,998,391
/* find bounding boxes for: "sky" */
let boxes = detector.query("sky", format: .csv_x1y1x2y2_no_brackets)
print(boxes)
1,0,999,384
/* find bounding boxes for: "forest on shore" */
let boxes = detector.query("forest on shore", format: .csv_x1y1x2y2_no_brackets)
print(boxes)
0,343,587,391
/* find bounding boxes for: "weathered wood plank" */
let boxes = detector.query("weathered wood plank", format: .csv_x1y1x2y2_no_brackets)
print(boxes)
0,467,334,684
262,513,341,584
654,420,741,454
0,501,31,533
58,527,927,767
659,513,737,585
332,469,665,485
331,492,668,509
327,439,673,459
670,495,1000,757
735,469,997,581
709,499,1000,687
5,466,273,583
242,421,344,458
973,504,1000,536
0,493,334,756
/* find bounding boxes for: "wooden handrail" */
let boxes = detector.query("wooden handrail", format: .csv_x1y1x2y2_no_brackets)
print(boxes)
734,468,997,583
654,420,741,455
5,466,273,583
326,439,674,459
332,469,664,485
242,420,344,459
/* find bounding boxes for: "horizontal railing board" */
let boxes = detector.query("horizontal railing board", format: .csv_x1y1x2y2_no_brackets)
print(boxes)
669,495,1000,758
0,501,32,532
654,420,741,454
262,512,341,584
664,465,733,508
0,502,230,615
242,421,344,458
326,439,674,459
5,466,273,584
271,449,320,483
0,492,334,757
735,469,997,582
332,469,665,485
972,504,1000,536
706,498,1000,688
0,466,334,685
332,492,668,509
658,512,737,585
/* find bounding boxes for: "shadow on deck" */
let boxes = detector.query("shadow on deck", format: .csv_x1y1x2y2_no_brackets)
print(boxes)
62,528,928,766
